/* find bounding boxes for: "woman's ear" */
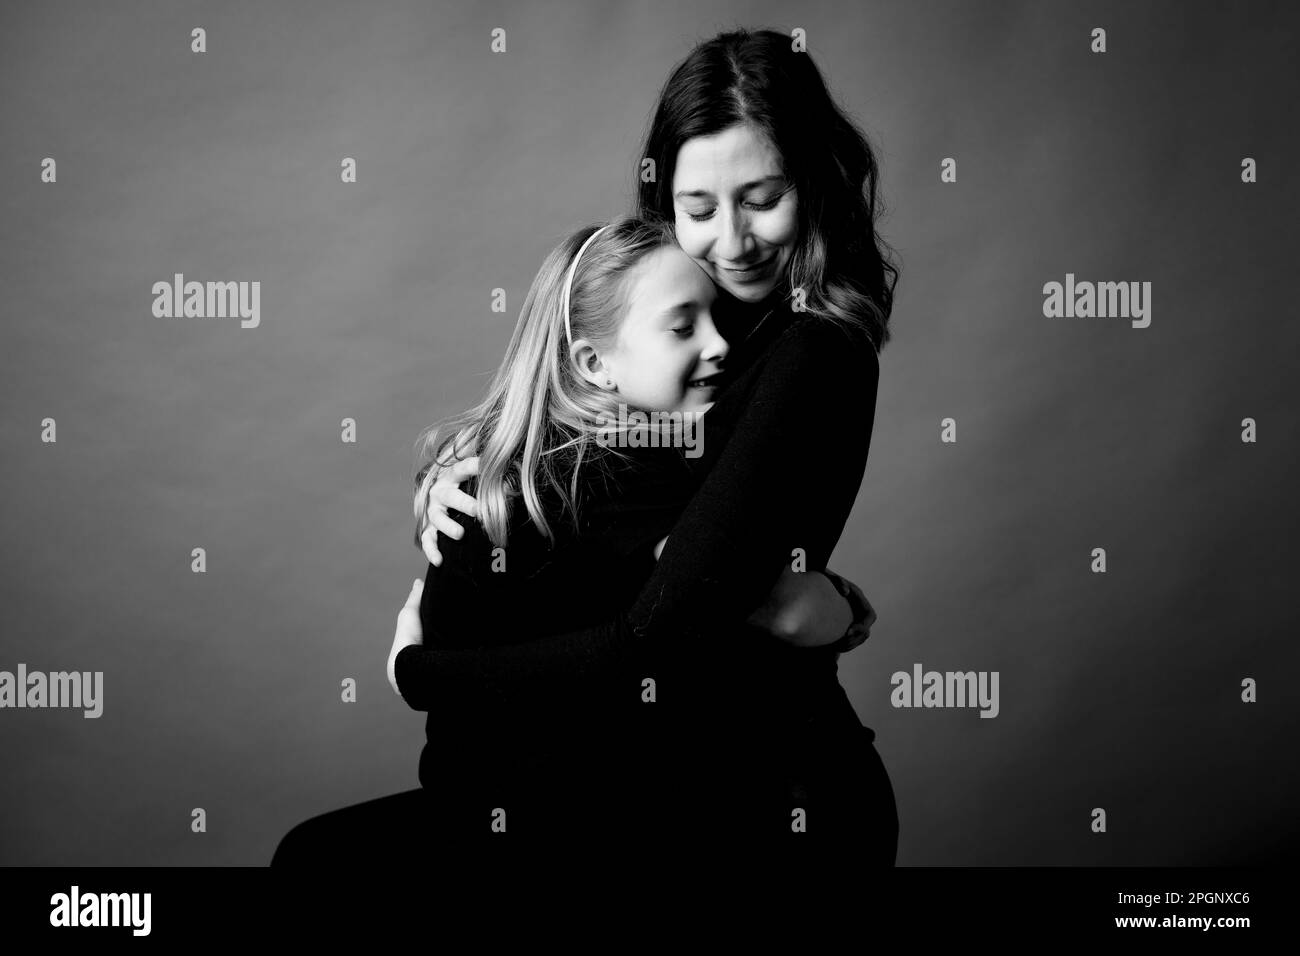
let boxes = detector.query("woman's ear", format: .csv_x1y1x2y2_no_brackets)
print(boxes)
570,338,616,390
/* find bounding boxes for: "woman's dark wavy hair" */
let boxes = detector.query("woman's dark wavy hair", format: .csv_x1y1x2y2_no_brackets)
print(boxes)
634,28,899,353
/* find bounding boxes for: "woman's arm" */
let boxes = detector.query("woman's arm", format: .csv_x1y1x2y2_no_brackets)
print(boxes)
387,578,424,697
654,532,859,647
417,456,481,567
393,505,505,711
394,317,879,703
747,565,855,647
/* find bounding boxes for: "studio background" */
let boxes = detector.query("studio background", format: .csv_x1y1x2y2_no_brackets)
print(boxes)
2,0,1296,866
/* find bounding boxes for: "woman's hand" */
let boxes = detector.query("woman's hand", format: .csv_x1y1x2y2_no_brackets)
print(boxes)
419,456,482,566
654,536,871,649
746,566,864,648
819,568,877,653
387,578,424,697
653,535,669,560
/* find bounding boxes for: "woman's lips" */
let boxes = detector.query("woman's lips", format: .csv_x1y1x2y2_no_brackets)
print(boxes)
719,255,774,282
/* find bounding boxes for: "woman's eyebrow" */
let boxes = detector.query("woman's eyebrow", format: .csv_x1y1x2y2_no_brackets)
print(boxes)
673,175,785,199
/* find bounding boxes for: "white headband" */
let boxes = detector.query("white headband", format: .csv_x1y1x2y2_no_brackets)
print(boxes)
562,224,612,349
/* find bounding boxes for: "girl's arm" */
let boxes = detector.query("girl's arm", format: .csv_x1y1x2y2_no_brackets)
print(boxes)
394,317,879,705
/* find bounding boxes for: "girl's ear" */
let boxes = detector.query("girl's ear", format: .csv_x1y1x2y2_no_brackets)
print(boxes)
570,338,616,390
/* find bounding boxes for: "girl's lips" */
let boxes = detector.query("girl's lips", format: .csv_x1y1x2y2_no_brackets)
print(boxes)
687,373,723,388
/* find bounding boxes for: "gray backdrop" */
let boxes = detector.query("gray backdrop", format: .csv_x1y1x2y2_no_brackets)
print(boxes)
1,0,1296,866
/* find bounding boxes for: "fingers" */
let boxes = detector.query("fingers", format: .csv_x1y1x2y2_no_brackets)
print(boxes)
391,578,424,699
435,459,479,513
447,456,481,482
387,654,400,697
434,455,479,491
836,573,876,627
848,581,876,628
431,479,478,519
427,489,475,537
420,528,442,566
394,578,425,646
427,507,465,539
442,487,480,519
420,505,472,564
422,456,480,564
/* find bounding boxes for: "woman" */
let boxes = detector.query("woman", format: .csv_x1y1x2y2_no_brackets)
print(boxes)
404,29,899,856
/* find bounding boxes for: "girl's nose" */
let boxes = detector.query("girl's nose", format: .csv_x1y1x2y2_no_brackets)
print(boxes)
700,321,729,364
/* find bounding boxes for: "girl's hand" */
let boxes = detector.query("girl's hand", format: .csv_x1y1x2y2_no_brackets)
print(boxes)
419,456,482,566
746,566,862,648
387,578,424,697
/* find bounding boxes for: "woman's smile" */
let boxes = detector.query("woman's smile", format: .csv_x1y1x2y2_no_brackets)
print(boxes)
671,123,799,304
718,254,776,283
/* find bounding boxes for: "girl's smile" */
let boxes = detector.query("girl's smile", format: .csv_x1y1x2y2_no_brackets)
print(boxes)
587,244,728,415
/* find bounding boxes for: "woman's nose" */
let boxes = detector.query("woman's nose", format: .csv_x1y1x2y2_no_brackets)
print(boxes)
713,207,752,263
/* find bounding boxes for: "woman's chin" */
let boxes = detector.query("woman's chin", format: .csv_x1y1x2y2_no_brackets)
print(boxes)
720,278,776,303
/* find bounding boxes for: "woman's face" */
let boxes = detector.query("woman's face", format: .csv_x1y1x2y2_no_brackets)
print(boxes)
600,244,728,415
671,122,799,305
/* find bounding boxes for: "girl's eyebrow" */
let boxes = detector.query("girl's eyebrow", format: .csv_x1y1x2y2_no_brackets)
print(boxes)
673,175,785,200
656,300,701,319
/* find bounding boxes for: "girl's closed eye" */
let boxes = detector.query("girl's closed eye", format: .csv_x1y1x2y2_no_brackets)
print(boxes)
671,324,694,337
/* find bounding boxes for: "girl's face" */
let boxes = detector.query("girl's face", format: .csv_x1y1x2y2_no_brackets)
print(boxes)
599,244,728,415
670,122,800,305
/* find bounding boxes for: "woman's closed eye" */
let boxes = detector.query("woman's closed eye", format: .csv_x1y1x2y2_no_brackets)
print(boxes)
671,324,694,337
684,197,780,222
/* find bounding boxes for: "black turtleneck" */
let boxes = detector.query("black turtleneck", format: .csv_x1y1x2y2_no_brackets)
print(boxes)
395,293,881,805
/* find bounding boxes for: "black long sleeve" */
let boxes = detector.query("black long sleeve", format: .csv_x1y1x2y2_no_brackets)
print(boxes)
394,311,880,711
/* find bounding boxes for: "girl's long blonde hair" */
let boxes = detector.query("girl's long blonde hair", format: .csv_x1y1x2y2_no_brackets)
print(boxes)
413,216,678,550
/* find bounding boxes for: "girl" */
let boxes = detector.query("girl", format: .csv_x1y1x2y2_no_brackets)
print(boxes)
394,216,873,842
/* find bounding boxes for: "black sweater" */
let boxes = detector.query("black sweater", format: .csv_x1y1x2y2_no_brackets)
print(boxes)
395,298,881,795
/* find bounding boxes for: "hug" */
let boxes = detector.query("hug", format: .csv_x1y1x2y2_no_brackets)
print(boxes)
273,26,900,866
